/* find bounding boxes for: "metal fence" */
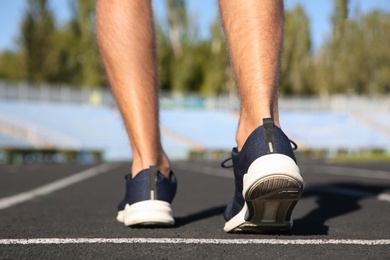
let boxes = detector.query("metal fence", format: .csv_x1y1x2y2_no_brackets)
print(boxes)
1,81,390,113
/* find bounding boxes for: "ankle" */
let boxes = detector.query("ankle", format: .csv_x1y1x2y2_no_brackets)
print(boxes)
236,116,280,151
236,121,257,151
131,152,171,178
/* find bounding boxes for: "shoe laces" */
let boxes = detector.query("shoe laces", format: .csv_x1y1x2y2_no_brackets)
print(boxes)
221,157,234,168
220,139,298,169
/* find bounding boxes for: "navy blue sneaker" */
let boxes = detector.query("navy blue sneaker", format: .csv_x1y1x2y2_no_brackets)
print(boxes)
222,118,304,233
116,166,177,227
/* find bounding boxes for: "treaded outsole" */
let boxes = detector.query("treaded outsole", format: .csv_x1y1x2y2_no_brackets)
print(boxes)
224,154,304,233
230,174,303,233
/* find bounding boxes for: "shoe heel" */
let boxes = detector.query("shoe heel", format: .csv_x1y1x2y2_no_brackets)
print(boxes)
123,200,174,227
243,154,304,231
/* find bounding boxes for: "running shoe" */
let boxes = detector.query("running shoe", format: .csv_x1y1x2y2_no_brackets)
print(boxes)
116,166,177,227
222,118,304,233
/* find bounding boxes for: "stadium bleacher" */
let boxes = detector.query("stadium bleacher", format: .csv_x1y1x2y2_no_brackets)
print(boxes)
369,113,390,131
0,131,34,148
0,100,389,161
160,109,237,149
280,111,390,151
0,101,189,160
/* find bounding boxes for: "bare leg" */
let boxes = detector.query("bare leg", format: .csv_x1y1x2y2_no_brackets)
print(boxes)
219,0,284,150
96,0,170,177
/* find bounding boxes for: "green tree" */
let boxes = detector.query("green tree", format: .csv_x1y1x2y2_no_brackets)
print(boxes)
67,0,105,87
156,24,174,91
317,1,390,95
199,18,231,96
0,51,24,81
324,0,350,94
160,1,233,96
20,0,56,83
164,0,195,93
281,5,314,95
2,0,104,87
166,0,188,59
362,12,390,94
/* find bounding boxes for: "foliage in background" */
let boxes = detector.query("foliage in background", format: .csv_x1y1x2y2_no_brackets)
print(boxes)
0,0,105,87
21,0,55,83
280,4,313,96
317,6,390,95
0,0,389,96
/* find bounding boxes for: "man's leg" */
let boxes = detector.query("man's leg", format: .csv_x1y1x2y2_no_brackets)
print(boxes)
219,0,304,233
219,0,283,150
96,0,176,227
96,0,170,177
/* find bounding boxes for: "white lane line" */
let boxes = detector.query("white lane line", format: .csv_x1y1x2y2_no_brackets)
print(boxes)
378,193,390,202
182,163,390,202
179,162,390,181
161,127,205,151
305,165,390,180
305,186,390,203
0,163,121,210
175,164,233,179
0,238,389,245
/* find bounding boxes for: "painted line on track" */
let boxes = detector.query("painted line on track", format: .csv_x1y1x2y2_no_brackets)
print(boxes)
0,238,389,245
0,163,122,210
179,163,390,202
305,165,390,180
378,193,390,202
179,162,390,181
305,186,390,203
174,163,233,179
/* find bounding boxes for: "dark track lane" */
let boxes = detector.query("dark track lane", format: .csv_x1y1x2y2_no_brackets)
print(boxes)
0,158,389,259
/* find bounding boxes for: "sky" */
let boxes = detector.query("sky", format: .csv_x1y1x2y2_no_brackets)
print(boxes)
0,0,389,52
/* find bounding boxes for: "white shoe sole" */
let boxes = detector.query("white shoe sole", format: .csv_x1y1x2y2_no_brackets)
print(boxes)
117,200,174,227
224,154,304,233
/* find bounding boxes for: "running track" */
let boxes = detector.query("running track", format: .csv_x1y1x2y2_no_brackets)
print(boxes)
0,157,389,259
